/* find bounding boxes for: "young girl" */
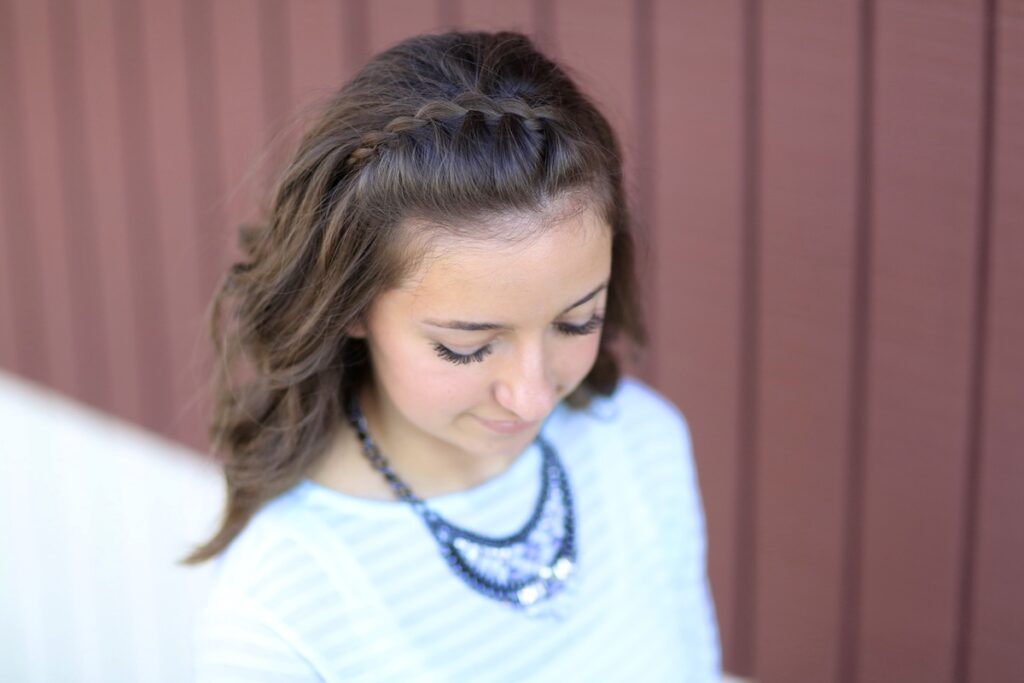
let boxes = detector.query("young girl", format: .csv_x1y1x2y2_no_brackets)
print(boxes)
185,30,720,681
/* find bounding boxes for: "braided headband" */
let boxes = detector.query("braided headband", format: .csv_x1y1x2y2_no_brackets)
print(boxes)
345,92,558,169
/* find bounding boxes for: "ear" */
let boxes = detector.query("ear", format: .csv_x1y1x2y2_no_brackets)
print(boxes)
346,316,368,339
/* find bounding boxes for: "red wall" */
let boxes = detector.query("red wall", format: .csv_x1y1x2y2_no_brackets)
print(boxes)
1,1,1021,681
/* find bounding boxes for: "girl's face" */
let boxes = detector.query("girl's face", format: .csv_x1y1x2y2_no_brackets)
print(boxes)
351,201,613,479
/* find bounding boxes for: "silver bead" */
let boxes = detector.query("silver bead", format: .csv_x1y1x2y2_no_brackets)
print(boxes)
553,557,574,580
517,581,545,606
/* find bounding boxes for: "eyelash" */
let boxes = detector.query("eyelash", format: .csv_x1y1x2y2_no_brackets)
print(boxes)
432,314,606,366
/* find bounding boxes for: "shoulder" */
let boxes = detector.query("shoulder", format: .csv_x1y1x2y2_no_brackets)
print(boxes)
201,489,333,605
567,376,699,499
608,375,687,423
576,376,692,454
194,495,333,678
195,489,361,651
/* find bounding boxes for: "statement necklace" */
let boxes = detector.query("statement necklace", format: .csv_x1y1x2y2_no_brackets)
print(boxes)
347,398,578,617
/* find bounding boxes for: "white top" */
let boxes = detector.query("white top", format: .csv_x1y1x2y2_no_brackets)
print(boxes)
194,377,721,682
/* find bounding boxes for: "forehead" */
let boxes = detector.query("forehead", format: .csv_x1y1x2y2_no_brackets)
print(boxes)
386,203,612,316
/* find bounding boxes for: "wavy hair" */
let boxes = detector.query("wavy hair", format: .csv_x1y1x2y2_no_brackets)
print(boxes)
180,30,646,565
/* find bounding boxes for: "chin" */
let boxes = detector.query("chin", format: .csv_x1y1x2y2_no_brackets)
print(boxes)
487,425,542,454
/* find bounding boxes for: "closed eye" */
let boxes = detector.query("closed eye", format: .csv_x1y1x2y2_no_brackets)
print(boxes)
432,343,494,365
555,313,605,336
432,313,605,366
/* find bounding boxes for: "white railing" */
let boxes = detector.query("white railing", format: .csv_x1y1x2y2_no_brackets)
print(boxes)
0,371,223,682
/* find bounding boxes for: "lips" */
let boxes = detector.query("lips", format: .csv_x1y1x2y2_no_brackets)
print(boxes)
474,415,533,434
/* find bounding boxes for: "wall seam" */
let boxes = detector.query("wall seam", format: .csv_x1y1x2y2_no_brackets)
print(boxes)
953,1,998,681
838,0,876,682
734,0,762,675
633,0,656,381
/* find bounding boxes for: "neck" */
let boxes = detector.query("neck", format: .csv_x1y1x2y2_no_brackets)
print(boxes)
353,382,527,499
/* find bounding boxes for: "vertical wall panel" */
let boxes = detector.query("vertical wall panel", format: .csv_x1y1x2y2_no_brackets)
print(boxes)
12,0,84,400
0,0,34,377
651,0,745,673
556,0,638,218
114,0,177,434
0,0,52,384
366,0,441,56
460,0,532,32
210,0,267,276
286,0,350,109
339,0,371,70
46,0,112,410
256,0,296,198
858,3,985,682
279,0,359,207
754,3,861,682
179,0,227,326
78,0,145,426
969,4,1024,682
195,0,294,445
258,0,293,151
141,0,210,447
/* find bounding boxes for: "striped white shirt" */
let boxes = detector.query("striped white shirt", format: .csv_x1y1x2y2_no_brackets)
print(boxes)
194,377,721,681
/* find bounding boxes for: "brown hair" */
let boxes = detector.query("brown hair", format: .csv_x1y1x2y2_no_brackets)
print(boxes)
179,30,646,565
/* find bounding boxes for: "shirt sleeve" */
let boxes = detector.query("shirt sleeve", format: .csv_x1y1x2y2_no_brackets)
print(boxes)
194,588,324,682
671,412,723,683
615,379,722,682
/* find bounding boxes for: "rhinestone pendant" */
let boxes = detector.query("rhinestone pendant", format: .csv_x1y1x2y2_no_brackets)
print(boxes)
516,556,575,609
424,438,577,617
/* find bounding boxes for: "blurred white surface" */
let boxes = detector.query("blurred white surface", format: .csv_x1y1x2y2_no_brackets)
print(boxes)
0,370,223,683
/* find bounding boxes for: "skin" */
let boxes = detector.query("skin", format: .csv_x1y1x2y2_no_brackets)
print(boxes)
309,200,613,500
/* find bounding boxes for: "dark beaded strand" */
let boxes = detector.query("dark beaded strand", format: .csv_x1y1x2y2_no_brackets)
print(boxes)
347,398,578,613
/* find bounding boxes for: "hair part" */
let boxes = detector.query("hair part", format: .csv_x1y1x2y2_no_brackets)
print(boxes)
179,30,646,566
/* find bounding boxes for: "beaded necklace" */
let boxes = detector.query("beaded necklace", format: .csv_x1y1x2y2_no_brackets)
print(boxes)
347,398,578,617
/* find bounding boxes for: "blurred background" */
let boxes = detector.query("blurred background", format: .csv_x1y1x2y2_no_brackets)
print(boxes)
1,1,1021,682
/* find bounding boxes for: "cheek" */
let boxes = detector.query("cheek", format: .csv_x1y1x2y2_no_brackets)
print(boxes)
371,333,480,413
555,334,603,384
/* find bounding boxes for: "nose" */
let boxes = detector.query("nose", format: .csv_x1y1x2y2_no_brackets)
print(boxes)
492,340,559,423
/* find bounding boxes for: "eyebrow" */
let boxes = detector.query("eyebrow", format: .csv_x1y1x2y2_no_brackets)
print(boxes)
422,281,609,331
